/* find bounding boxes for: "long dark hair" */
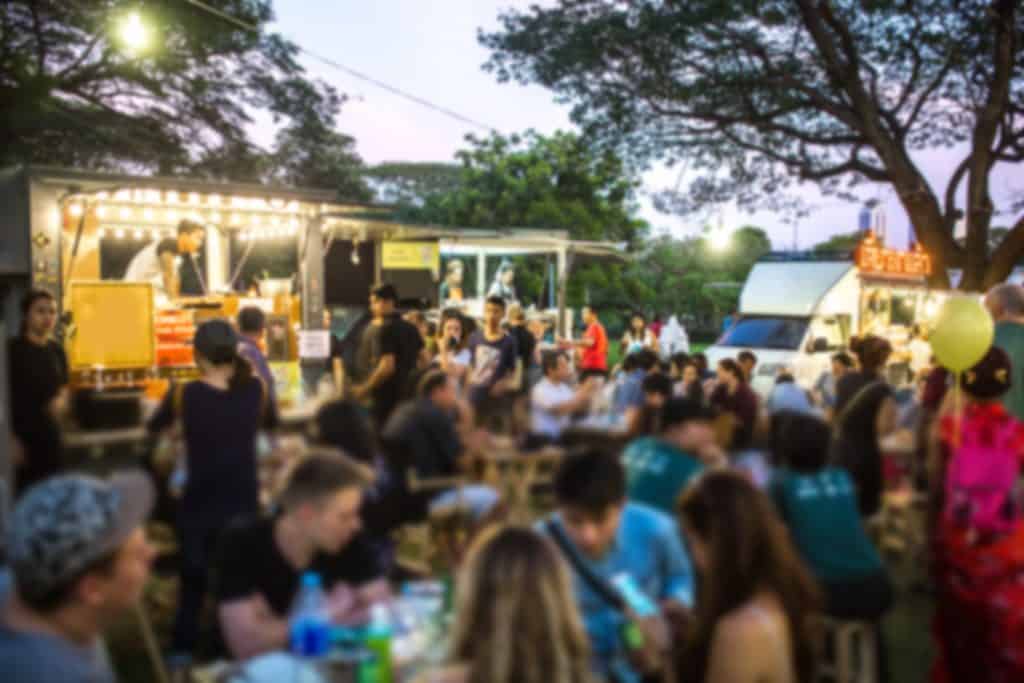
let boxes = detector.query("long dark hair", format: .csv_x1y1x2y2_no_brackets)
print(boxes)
677,471,821,683
849,335,892,375
19,288,56,336
198,344,253,393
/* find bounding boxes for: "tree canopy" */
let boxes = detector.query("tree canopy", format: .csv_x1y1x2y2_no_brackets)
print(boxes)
0,0,369,199
481,0,1024,290
397,130,648,312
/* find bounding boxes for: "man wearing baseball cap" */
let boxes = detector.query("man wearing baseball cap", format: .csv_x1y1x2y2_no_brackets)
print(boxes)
0,472,155,682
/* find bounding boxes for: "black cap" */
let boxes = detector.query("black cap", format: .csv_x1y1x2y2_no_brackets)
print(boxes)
661,397,716,430
193,319,239,364
963,346,1012,400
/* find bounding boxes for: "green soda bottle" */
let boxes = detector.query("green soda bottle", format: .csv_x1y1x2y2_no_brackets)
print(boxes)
364,603,393,683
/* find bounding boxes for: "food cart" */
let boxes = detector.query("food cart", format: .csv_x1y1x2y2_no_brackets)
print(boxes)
705,233,953,394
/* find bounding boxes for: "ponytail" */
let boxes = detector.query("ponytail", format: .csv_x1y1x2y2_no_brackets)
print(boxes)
230,351,253,392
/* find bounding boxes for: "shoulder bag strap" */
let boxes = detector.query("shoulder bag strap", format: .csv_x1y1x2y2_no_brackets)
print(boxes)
545,520,628,612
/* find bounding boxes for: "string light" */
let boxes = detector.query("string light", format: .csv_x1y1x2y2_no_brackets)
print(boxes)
96,191,110,200
287,201,299,213
68,203,83,217
96,206,107,218
166,191,180,204
208,194,222,206
119,207,133,220
142,208,155,221
166,209,179,222
133,229,144,240
188,192,200,205
114,189,131,201
114,228,126,239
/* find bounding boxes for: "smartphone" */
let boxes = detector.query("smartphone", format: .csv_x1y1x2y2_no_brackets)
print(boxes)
611,573,659,619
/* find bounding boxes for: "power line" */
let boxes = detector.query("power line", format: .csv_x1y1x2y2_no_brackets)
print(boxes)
181,0,498,133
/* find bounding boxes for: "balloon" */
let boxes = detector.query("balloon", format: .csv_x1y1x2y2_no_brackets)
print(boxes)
929,294,995,372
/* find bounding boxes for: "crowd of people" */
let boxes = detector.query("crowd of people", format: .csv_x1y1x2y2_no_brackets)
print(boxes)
3,281,1024,683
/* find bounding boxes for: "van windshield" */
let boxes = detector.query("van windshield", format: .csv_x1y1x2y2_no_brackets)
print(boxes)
717,317,809,350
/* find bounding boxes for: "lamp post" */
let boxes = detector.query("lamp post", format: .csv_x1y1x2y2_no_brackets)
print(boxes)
116,11,152,55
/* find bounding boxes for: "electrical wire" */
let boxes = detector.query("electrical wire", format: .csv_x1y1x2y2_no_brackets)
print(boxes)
181,0,498,133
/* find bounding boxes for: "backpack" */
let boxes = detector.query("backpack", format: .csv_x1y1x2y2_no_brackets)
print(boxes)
943,412,1022,536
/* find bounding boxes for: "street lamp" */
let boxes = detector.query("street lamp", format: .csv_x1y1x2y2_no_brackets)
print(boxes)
709,227,731,252
117,11,151,55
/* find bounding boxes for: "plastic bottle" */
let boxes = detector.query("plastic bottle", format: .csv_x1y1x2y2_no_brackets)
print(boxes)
363,603,393,683
289,572,330,658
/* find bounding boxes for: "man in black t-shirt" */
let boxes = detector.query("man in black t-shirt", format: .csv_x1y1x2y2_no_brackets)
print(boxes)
467,296,518,406
213,452,389,660
352,284,424,427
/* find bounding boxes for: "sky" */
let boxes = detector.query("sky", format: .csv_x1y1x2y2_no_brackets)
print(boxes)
270,1,1021,251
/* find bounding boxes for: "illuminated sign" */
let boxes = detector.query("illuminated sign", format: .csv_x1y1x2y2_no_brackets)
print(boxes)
855,232,932,278
382,241,440,271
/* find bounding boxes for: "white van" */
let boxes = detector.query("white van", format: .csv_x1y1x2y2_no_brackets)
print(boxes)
703,256,955,397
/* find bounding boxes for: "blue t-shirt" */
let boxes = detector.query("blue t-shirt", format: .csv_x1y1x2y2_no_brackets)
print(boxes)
0,572,113,683
623,437,704,514
770,467,884,582
541,503,695,683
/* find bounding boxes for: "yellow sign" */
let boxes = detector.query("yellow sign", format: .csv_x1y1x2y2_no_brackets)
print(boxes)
67,281,155,369
381,241,440,271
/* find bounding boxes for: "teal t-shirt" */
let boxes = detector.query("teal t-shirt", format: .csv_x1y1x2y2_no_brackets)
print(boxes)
994,321,1024,422
770,467,883,583
623,437,704,514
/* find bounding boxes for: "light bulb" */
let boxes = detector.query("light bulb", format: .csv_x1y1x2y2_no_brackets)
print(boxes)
209,211,222,223
230,213,241,226
96,191,110,201
166,191,179,204
286,201,299,213
166,209,178,222
114,189,131,201
188,192,200,205
68,203,83,217
119,207,133,220
238,232,248,242
208,194,222,206
114,228,126,239
98,228,107,238
270,198,285,210
270,216,281,226
351,244,361,265
142,208,155,221
134,229,143,240
96,206,107,219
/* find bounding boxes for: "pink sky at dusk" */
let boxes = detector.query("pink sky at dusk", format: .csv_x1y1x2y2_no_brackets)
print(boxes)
270,1,1022,250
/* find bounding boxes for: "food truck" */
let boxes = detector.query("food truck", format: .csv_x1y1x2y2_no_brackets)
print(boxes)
0,166,625,504
704,233,949,396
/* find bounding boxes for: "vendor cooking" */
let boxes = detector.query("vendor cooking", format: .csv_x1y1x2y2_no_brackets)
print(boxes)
123,219,205,299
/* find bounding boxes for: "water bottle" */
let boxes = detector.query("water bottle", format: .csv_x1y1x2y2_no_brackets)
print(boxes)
290,572,330,658
363,603,393,683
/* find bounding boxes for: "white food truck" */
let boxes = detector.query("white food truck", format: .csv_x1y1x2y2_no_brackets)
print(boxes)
704,236,949,396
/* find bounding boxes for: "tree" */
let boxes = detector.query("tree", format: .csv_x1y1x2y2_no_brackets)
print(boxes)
481,0,1024,291
363,162,463,207
0,0,367,198
401,130,649,309
623,226,772,335
812,231,863,254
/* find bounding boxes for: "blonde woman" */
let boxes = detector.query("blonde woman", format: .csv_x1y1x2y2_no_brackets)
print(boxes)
425,526,593,683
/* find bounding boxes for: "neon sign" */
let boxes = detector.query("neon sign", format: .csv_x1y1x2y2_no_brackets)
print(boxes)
855,232,932,278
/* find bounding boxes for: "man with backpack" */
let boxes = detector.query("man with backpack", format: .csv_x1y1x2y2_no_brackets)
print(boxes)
931,346,1024,682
